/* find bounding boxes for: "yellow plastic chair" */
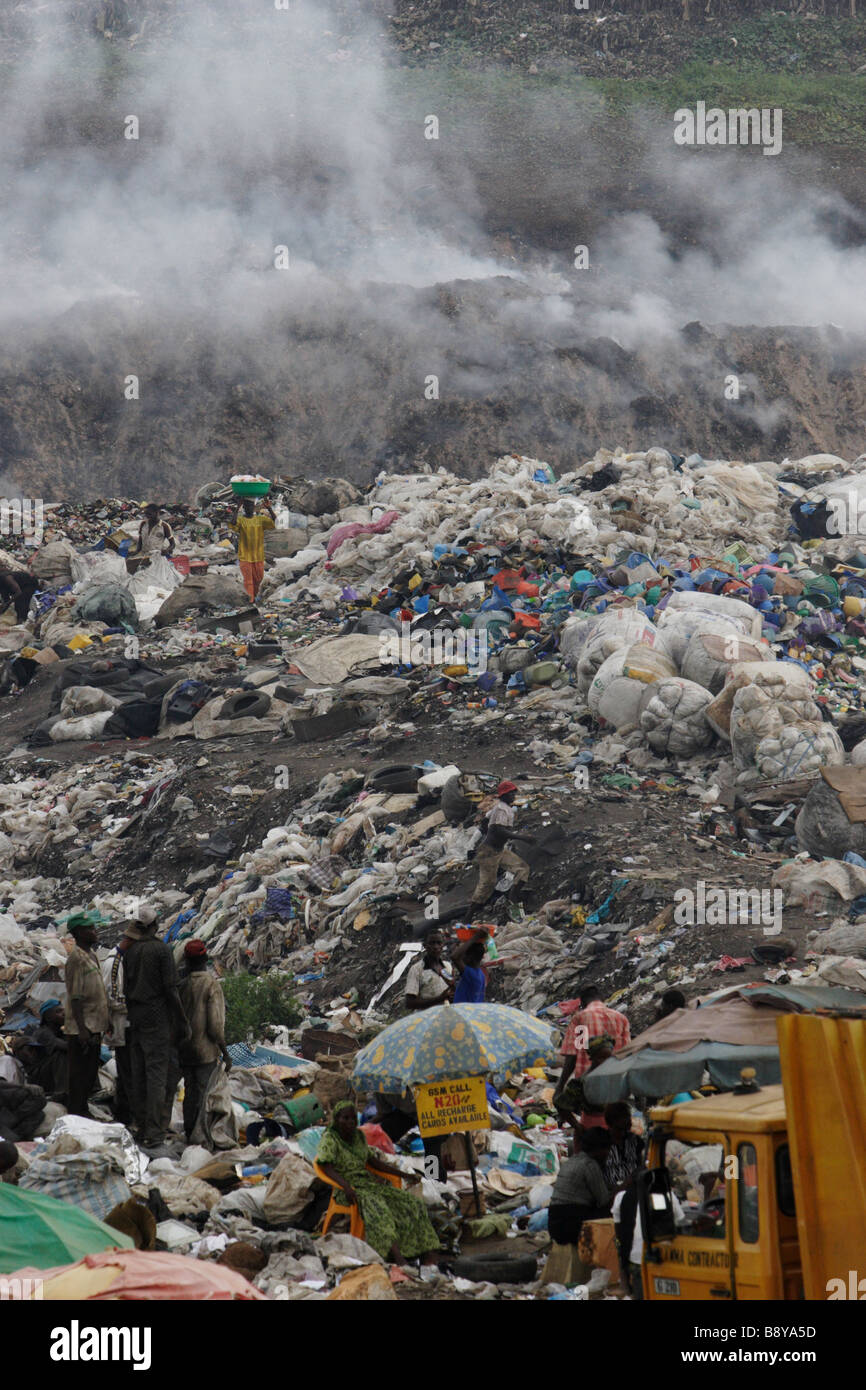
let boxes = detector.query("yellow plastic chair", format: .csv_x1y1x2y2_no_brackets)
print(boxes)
313,1161,402,1240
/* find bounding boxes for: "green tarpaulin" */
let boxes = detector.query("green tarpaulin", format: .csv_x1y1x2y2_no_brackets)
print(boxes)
0,1182,133,1275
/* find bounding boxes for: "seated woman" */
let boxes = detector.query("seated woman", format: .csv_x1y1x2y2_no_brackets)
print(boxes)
316,1100,441,1263
547,1126,612,1247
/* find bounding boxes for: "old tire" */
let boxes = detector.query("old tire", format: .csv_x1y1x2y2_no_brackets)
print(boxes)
452,1253,537,1285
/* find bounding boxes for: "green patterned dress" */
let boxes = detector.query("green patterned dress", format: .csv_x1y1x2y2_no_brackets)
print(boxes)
316,1127,441,1260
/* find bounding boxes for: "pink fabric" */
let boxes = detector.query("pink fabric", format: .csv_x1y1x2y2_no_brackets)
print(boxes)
361,1123,396,1154
326,510,400,559
8,1250,266,1300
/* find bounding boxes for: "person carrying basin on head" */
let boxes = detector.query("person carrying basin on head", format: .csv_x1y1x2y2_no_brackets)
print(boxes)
470,780,532,906
228,495,276,601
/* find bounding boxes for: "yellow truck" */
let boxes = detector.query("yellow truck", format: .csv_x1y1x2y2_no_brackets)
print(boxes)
638,1013,866,1300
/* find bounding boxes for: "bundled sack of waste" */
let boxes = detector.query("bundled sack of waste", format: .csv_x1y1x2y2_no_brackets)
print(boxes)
706,661,813,743
655,610,758,671
587,642,677,729
659,589,764,629
680,630,772,695
638,677,714,757
795,768,866,860
71,581,138,629
31,540,77,588
753,722,844,782
576,611,662,695
559,613,603,671
730,683,826,773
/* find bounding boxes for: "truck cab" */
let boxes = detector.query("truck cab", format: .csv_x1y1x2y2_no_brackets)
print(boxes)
639,1085,803,1301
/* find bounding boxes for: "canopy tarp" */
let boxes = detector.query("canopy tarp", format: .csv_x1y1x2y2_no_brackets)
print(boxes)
0,1182,133,1275
583,1042,781,1103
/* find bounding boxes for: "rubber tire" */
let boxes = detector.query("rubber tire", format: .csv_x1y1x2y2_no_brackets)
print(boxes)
218,691,272,720
452,1253,538,1285
366,764,419,793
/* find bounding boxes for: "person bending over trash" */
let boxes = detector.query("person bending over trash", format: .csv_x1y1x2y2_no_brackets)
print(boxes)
228,495,275,601
316,1101,441,1264
470,780,532,906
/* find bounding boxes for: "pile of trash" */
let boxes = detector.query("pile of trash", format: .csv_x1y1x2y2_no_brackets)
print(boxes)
5,444,866,1299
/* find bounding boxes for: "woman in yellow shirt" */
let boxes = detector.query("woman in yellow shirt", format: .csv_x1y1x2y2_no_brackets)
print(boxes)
229,498,276,600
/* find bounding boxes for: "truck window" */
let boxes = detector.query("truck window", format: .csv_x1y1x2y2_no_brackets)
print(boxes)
775,1143,796,1218
737,1142,759,1244
663,1138,726,1239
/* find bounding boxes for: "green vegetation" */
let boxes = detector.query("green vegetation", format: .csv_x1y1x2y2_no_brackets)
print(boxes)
594,63,866,147
222,970,302,1046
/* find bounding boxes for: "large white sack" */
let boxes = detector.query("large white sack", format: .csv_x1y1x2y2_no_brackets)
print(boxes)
70,550,129,588
754,722,845,781
730,684,820,771
49,710,115,742
59,685,121,717
559,614,603,670
659,590,763,637
31,539,77,587
577,613,662,694
589,642,677,728
681,630,772,694
639,677,715,756
127,554,182,595
654,609,752,670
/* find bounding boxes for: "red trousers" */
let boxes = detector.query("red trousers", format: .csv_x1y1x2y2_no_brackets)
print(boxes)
239,559,264,600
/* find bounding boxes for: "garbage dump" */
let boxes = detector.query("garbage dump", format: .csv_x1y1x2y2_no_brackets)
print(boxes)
2,444,866,1306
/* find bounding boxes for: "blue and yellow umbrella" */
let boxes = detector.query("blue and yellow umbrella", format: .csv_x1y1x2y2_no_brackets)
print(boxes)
352,1003,558,1093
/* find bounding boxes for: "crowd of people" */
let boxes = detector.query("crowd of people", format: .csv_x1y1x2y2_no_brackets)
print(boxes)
11,910,230,1157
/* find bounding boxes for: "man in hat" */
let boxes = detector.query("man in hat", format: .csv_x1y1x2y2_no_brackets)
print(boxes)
63,914,110,1117
123,907,189,1152
470,780,532,906
228,496,276,601
178,940,232,1148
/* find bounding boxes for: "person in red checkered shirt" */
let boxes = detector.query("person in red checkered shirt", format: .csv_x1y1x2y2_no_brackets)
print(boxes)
553,988,631,1126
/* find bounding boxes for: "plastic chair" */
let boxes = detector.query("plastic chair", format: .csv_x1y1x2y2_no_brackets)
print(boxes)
313,1161,402,1240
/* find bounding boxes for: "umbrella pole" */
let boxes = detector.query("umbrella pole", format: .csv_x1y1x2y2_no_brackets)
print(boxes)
464,1132,482,1217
